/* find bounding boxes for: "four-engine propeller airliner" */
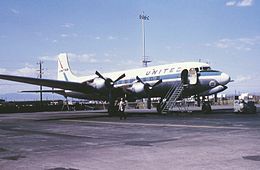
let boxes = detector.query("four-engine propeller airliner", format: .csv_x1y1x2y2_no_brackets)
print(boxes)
0,53,231,114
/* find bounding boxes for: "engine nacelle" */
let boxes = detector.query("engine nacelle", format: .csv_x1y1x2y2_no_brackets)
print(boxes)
128,82,145,95
199,85,227,96
91,77,106,90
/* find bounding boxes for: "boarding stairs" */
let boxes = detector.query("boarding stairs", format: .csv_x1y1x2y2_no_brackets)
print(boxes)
160,82,188,113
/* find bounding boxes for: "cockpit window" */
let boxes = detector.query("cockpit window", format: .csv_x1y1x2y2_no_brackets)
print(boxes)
200,70,219,72
199,67,211,71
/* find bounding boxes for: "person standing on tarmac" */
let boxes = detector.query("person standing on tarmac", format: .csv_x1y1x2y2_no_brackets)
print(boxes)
118,98,127,120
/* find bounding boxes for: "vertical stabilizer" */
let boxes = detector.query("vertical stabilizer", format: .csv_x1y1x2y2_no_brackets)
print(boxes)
57,53,78,82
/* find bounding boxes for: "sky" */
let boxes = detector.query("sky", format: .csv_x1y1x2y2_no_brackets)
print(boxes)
0,0,260,100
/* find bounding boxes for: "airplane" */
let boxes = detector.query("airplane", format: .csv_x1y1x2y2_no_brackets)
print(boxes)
0,53,231,114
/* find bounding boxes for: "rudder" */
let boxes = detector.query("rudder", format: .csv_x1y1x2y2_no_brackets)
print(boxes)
57,53,77,81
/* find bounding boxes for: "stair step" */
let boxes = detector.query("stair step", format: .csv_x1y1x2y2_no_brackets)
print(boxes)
160,82,185,113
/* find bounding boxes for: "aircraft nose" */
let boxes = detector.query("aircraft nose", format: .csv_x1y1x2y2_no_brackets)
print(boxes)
219,72,231,85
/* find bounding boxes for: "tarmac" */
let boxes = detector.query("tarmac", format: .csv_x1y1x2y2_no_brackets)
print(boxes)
0,106,260,170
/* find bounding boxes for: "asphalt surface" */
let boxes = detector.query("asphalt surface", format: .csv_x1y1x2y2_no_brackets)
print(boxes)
0,107,260,170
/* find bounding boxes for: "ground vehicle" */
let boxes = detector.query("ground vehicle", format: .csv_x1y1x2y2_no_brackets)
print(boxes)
234,99,256,114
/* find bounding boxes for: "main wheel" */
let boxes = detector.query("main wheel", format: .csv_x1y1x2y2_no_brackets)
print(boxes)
202,102,212,113
157,104,162,114
108,105,117,116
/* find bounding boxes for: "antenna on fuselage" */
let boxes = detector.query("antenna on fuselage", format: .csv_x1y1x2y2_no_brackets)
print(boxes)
139,11,151,67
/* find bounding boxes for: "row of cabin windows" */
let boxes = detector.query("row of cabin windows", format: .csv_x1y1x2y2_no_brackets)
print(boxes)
118,76,161,84
117,67,212,85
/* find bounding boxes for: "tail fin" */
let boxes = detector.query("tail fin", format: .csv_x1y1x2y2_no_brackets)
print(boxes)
57,53,77,82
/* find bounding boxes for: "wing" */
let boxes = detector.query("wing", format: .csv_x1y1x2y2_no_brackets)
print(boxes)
0,74,95,94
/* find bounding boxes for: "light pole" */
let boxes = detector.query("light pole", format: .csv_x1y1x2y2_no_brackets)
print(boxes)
139,11,151,67
37,60,44,109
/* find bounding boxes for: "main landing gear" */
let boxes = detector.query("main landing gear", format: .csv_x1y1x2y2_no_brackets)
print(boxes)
94,71,126,116
197,95,212,113
108,101,118,116
156,98,165,114
202,101,212,113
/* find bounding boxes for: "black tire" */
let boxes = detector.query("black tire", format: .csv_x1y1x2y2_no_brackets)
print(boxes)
157,104,162,114
108,105,116,116
202,103,212,113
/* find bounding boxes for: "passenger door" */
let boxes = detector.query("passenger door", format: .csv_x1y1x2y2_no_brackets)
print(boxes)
189,68,197,85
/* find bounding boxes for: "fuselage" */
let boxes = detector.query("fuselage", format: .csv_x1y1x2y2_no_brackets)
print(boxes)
0,53,231,105
62,61,231,100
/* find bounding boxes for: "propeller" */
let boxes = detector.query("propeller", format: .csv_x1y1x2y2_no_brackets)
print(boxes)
95,71,126,88
136,76,162,109
136,76,162,92
95,71,126,113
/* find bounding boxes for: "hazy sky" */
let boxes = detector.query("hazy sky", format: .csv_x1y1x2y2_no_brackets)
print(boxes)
0,0,259,97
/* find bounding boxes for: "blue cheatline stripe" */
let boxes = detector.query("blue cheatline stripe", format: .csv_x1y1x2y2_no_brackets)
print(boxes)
115,73,181,85
115,71,221,85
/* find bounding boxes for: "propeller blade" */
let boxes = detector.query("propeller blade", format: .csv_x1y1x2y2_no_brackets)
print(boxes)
152,79,162,88
136,76,144,84
114,73,126,83
95,71,106,80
